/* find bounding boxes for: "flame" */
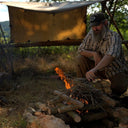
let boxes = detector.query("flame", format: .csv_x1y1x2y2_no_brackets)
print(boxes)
76,110,81,114
55,67,89,113
80,99,88,105
55,67,73,89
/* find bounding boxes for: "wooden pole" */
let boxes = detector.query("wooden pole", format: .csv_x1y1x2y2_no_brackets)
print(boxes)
104,4,128,49
9,39,82,48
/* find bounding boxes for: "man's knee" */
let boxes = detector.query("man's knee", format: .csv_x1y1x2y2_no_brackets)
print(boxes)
76,55,87,77
76,55,95,77
76,55,87,64
110,73,128,96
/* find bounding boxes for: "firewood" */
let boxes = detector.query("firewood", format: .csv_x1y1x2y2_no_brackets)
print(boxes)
47,96,63,106
101,94,117,107
58,104,80,113
54,90,84,108
81,104,104,111
47,103,77,115
70,78,117,107
112,107,128,124
67,111,81,123
82,112,108,122
35,102,49,112
47,107,58,115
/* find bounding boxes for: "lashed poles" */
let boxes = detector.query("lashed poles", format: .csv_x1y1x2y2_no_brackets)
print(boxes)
104,4,128,49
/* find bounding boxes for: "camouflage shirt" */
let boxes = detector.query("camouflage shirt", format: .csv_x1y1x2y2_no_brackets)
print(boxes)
78,29,128,78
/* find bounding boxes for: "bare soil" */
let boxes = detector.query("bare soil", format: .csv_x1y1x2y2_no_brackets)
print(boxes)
0,55,75,128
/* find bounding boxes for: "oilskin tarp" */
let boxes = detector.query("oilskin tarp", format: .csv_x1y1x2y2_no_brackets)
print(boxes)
1,1,105,44
8,6,86,43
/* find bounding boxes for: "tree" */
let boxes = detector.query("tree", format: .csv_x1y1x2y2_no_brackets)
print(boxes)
105,0,128,39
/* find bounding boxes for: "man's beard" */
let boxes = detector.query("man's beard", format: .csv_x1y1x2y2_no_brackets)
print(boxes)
92,25,107,43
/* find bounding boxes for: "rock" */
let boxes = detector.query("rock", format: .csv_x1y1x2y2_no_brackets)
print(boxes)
113,107,128,119
119,123,128,128
26,114,70,128
113,107,128,128
102,119,114,128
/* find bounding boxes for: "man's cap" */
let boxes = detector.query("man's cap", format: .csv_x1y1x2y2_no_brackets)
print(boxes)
90,12,106,27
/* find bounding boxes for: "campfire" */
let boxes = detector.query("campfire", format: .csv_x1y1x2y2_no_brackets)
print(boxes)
24,67,128,128
55,67,73,90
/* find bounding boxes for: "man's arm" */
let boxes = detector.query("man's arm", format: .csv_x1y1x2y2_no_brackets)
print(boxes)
80,50,102,66
86,54,114,81
80,49,95,58
92,54,114,71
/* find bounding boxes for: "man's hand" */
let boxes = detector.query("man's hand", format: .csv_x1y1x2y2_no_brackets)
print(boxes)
85,68,97,81
86,55,114,81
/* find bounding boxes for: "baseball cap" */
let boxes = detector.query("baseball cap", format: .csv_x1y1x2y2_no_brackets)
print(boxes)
90,12,106,27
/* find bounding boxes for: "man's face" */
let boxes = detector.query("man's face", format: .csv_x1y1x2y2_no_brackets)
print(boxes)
92,23,104,34
91,23,106,43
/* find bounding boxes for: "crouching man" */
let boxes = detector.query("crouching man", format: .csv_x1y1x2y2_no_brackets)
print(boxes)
76,12,128,96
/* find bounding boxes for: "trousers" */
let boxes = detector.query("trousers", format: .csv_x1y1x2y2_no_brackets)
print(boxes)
76,55,128,96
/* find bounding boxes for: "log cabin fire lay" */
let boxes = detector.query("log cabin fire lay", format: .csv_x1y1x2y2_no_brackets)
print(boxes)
24,67,128,128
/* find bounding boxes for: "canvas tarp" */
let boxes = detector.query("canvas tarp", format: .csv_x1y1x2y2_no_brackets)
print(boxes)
1,1,105,44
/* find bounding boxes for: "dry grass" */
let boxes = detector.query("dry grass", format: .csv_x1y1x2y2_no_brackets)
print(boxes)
0,53,76,128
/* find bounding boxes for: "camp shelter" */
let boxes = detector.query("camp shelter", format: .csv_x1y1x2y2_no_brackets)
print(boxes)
1,0,105,47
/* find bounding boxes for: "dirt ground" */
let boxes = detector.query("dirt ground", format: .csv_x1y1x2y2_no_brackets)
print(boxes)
0,70,67,128
0,54,76,128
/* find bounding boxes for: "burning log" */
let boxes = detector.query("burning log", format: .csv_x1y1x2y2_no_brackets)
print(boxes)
54,90,84,108
68,78,117,108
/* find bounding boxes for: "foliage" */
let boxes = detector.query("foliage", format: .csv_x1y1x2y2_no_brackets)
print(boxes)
12,46,78,59
0,21,10,37
106,0,128,40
